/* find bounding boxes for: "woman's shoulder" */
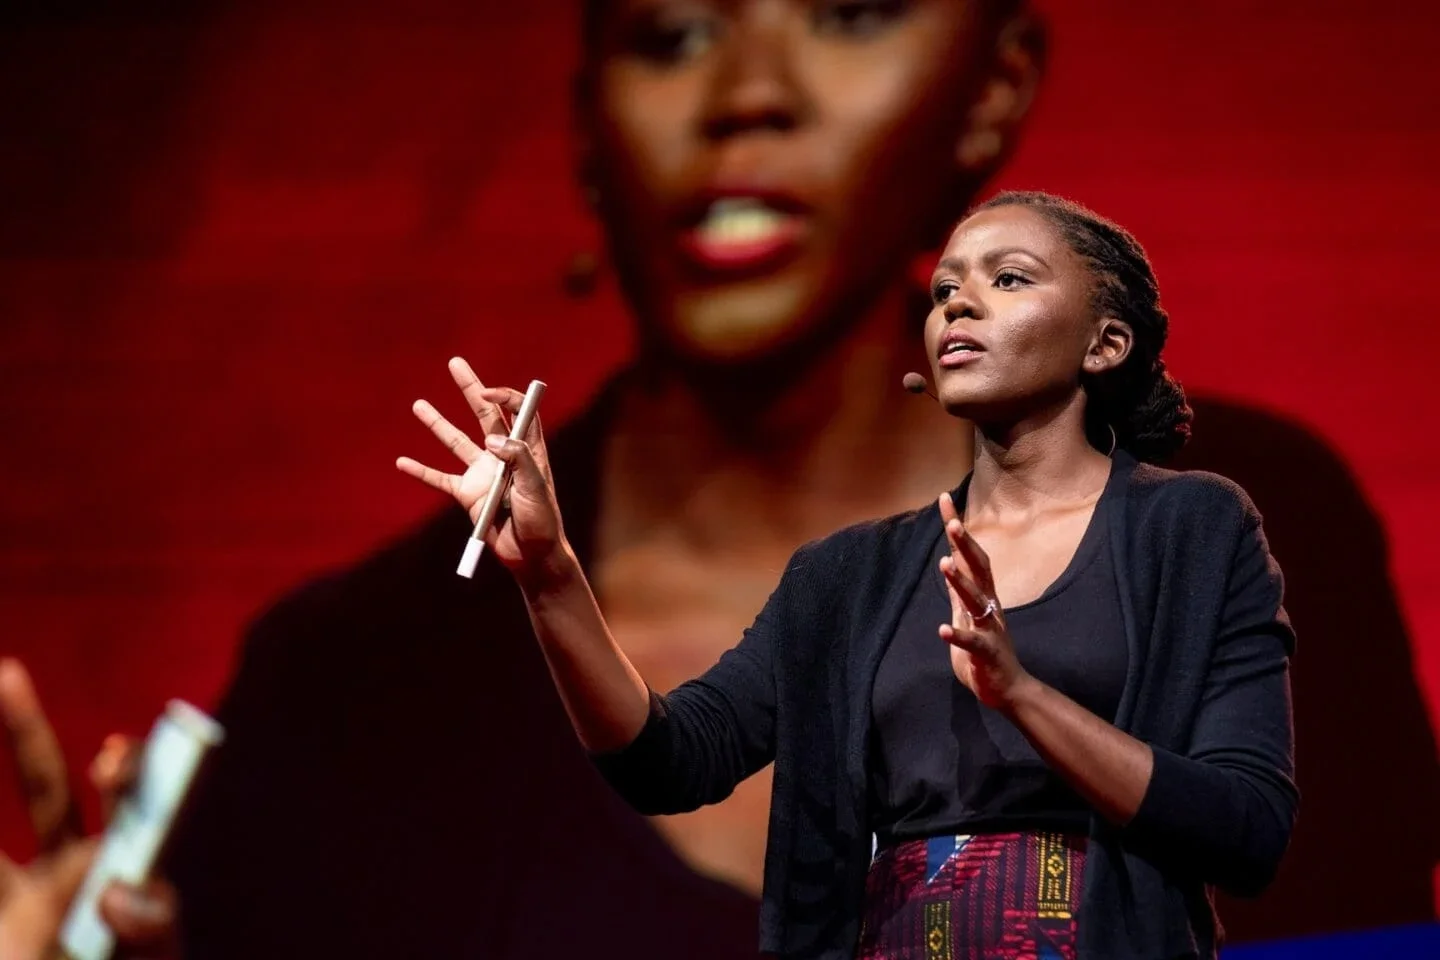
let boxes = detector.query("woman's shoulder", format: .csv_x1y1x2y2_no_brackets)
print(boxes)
773,503,937,592
801,503,934,556
1125,457,1264,529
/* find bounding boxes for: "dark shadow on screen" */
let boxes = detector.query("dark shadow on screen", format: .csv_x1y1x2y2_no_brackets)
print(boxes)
1174,396,1440,942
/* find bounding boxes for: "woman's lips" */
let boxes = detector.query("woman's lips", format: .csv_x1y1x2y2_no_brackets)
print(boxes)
677,197,807,277
937,346,985,369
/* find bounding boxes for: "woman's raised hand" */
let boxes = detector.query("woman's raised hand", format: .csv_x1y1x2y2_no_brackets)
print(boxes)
397,357,570,590
936,493,1035,711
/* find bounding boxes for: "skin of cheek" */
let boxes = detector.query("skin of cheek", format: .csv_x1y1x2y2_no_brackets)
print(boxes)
926,292,1096,419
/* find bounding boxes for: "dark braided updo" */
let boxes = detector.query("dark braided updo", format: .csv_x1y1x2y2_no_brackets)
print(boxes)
971,190,1193,463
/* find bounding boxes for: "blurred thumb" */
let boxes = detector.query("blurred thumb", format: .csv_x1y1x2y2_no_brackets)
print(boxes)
99,879,178,953
90,734,140,825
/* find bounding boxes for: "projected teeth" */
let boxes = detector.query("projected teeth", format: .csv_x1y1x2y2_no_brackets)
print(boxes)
697,199,786,245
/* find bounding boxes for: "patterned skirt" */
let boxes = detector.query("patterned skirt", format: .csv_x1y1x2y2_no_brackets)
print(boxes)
856,831,1086,960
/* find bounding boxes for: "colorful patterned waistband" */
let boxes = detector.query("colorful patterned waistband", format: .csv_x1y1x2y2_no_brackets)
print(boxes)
857,831,1087,960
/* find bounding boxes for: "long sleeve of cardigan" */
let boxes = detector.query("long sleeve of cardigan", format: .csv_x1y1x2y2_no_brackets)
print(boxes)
1125,513,1299,897
589,555,793,816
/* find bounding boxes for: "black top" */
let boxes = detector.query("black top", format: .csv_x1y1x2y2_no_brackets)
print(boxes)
870,469,1128,842
594,451,1298,960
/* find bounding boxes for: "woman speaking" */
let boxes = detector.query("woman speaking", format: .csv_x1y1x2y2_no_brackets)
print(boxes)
398,191,1297,960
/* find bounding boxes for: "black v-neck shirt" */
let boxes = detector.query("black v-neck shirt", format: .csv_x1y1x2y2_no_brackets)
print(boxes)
869,465,1130,843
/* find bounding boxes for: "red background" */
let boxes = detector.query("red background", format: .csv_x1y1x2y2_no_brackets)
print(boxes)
3,0,1438,919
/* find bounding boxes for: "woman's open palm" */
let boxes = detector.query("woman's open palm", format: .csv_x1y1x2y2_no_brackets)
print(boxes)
396,357,566,582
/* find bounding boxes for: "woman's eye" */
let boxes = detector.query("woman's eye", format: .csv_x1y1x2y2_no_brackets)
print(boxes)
995,270,1030,290
628,10,720,65
813,0,910,39
932,281,958,304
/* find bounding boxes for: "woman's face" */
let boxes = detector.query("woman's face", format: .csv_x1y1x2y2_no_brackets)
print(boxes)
583,0,1028,365
923,205,1105,422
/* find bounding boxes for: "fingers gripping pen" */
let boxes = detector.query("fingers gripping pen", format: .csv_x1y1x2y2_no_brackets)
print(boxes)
456,379,546,579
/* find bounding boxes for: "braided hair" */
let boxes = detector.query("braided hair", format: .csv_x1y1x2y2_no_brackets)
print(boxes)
971,190,1193,463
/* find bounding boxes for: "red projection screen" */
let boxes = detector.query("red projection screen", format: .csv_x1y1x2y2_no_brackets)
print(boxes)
2,1,1437,956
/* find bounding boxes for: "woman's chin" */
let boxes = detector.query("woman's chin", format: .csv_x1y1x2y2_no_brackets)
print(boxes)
935,384,987,421
662,282,813,363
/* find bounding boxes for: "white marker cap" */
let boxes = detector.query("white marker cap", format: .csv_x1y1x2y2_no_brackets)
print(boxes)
456,537,484,579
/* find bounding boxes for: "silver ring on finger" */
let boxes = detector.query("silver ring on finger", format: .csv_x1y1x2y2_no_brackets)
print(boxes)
972,597,998,625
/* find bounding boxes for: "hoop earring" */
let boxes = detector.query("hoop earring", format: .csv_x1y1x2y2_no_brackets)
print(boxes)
1106,423,1118,457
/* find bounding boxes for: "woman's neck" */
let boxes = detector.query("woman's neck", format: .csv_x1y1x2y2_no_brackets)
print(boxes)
965,392,1113,524
597,286,972,559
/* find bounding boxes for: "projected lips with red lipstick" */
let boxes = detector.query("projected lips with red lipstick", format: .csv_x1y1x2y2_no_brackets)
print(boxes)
677,192,808,277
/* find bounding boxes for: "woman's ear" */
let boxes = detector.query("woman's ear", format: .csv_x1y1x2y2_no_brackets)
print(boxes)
955,11,1048,178
1085,318,1135,374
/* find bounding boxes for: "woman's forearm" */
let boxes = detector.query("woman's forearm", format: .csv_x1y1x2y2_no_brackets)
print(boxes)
518,545,652,753
1001,676,1154,825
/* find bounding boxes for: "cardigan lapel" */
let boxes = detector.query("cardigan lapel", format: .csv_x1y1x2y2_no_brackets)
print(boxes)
1104,451,1146,733
842,494,951,812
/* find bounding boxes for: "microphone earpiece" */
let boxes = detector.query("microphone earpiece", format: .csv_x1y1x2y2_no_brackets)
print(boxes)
902,371,937,401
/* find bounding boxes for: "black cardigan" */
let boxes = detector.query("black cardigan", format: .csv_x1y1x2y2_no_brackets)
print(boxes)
594,452,1299,960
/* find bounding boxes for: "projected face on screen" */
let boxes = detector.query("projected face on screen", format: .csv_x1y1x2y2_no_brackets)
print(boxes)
578,0,1041,364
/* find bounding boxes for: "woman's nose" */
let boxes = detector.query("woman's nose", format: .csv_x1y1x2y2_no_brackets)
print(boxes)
699,11,807,141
